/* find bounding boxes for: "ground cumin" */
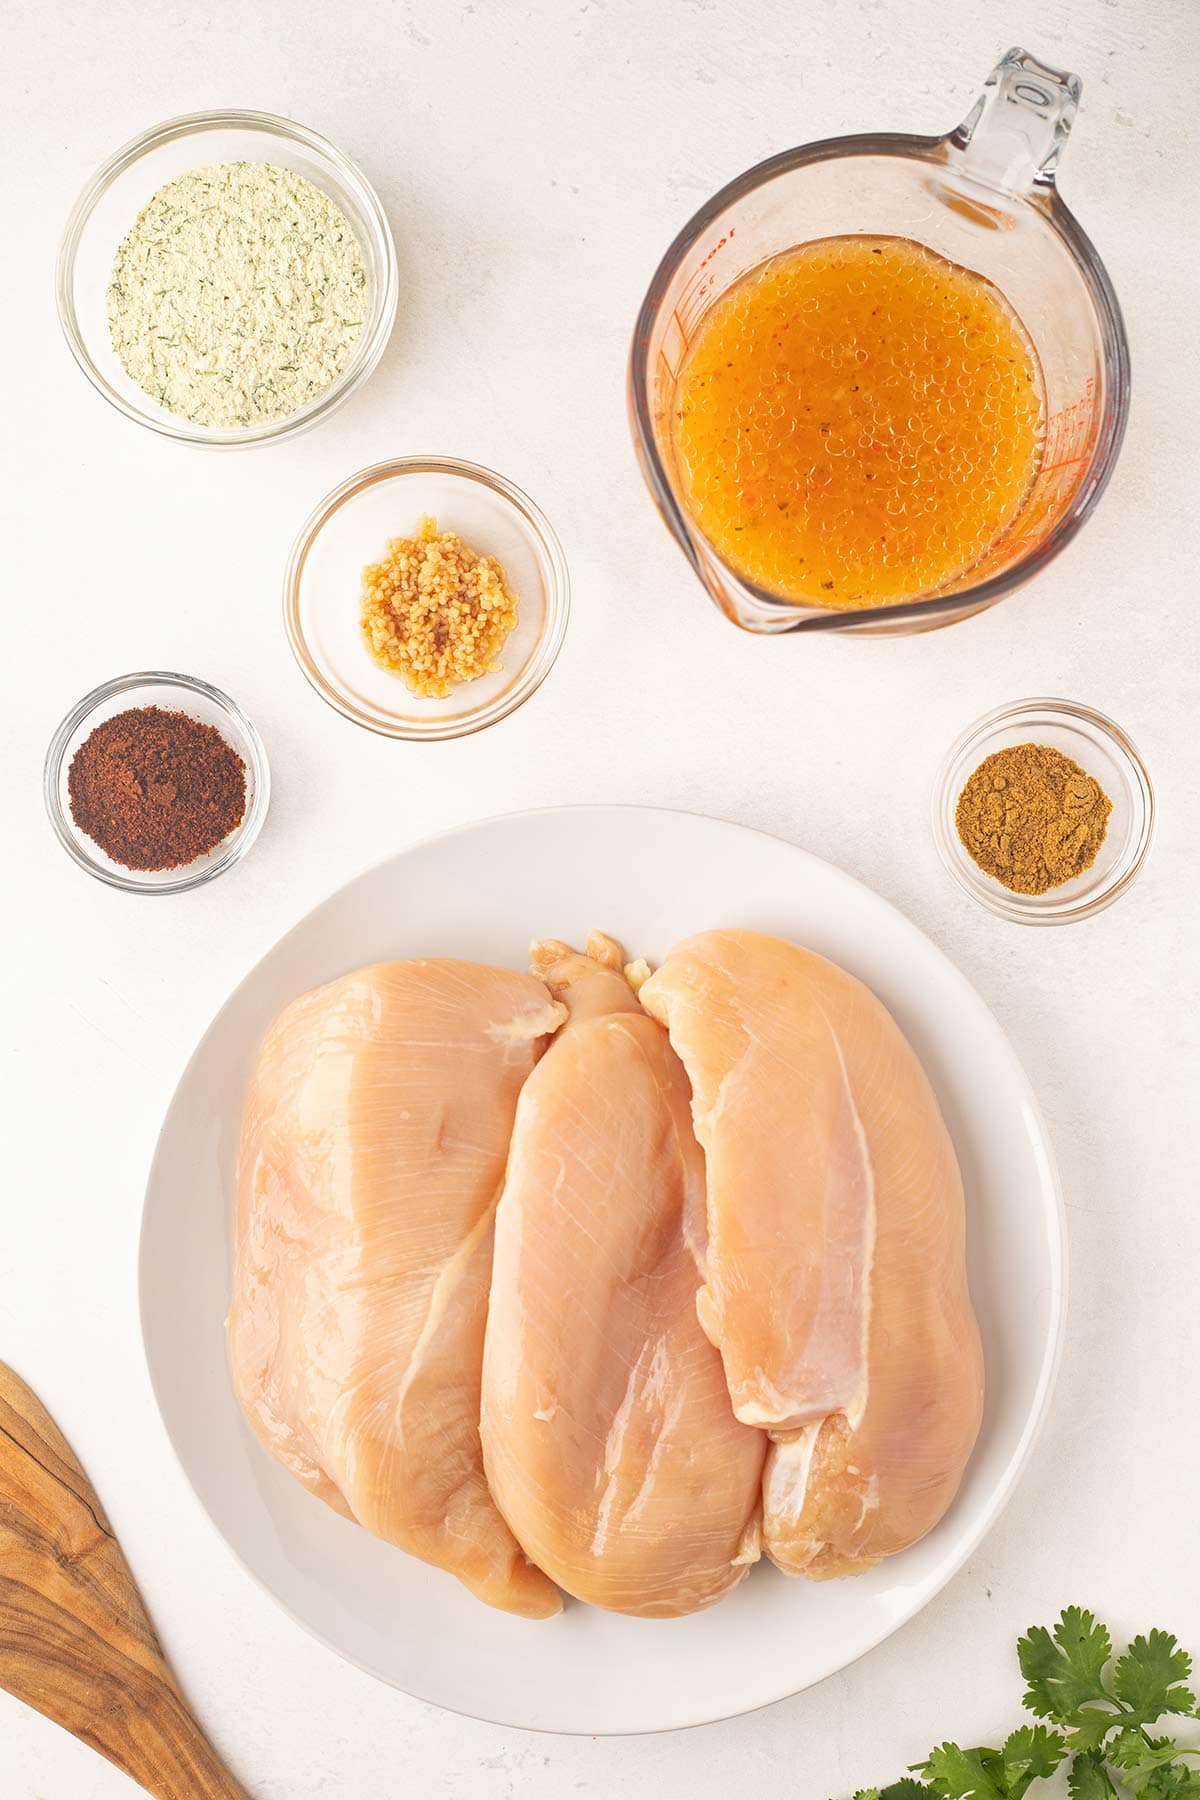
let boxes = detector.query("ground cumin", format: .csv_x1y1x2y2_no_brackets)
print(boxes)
68,705,246,872
955,742,1112,895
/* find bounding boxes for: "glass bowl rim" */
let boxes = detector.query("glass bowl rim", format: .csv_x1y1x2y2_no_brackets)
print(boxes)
931,695,1155,924
628,129,1131,633
55,108,398,449
44,669,271,894
282,454,571,741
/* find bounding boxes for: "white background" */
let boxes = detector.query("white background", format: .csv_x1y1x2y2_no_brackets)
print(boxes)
4,0,1198,1794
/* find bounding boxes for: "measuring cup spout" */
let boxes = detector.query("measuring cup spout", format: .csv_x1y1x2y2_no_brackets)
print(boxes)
949,47,1081,197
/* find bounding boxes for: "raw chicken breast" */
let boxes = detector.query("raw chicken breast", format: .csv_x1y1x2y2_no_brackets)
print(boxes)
228,959,566,1619
639,929,983,1579
481,935,765,1617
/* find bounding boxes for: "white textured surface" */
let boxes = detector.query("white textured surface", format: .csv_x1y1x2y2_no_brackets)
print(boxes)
4,0,1197,1794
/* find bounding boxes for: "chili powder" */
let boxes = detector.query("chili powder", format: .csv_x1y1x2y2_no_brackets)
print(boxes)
67,705,246,872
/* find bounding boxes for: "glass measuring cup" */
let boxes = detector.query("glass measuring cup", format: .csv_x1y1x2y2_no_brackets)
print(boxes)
629,48,1130,635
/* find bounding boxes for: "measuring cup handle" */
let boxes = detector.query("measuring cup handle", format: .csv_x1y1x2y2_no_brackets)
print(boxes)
948,46,1081,195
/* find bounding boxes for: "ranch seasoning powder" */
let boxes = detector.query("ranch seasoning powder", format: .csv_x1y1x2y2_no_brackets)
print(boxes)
106,162,367,429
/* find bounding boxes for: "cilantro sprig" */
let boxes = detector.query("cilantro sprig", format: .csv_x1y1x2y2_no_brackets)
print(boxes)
841,1612,1200,1800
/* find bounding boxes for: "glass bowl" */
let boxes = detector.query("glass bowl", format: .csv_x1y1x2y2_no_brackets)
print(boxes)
56,110,397,448
44,672,270,893
283,456,570,740
933,698,1154,924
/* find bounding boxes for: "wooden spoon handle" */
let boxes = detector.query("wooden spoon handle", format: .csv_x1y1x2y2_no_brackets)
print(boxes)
0,1362,249,1800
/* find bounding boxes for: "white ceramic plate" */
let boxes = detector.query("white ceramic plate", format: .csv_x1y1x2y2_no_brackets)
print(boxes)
140,806,1065,1734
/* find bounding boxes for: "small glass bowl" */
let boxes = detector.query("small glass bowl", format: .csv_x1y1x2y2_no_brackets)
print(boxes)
284,456,570,740
933,698,1154,924
44,672,270,894
56,110,397,448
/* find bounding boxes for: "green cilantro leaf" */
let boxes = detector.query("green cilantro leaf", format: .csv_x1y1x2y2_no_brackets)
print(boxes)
919,1743,1008,1799
1001,1725,1067,1793
833,1613,1200,1800
855,1784,940,1800
1112,1633,1197,1725
1067,1709,1122,1755
1108,1730,1200,1795
1154,1771,1200,1799
1108,1726,1159,1769
1109,1728,1174,1779
1130,1764,1200,1800
1019,1608,1114,1724
1067,1751,1118,1799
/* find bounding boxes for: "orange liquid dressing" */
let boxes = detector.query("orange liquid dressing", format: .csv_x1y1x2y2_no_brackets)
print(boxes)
670,236,1044,610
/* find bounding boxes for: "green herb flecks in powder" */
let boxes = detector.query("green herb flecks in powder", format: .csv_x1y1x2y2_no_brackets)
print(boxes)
106,161,368,430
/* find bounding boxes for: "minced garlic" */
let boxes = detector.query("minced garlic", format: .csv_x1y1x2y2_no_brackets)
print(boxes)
360,517,519,699
106,162,366,429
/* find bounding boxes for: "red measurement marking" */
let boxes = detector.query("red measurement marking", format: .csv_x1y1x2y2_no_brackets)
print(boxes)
680,296,705,335
1041,455,1088,474
677,230,736,330
694,230,734,275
